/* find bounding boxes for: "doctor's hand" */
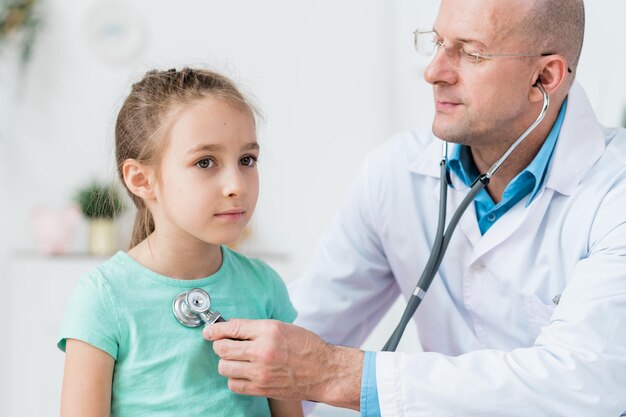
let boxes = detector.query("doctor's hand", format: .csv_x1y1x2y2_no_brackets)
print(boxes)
203,319,363,411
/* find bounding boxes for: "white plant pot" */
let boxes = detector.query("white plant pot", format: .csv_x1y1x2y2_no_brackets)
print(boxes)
89,218,117,256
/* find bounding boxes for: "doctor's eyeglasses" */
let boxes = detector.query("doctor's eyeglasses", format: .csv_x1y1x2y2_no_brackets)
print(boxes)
413,30,572,73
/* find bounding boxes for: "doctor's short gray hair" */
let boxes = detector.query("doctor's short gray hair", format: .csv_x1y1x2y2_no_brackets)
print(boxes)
520,0,585,79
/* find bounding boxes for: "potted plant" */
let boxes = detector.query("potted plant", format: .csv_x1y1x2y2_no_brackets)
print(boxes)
0,0,42,69
74,182,125,256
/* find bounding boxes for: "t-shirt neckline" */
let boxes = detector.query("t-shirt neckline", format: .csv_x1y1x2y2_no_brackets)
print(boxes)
112,246,230,288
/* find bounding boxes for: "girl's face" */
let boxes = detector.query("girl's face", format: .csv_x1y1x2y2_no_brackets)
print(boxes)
150,96,259,247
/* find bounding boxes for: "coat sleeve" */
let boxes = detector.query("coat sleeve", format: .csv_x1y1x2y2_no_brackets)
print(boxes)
289,150,401,348
375,181,626,417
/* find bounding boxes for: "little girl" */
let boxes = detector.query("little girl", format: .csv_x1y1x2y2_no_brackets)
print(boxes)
58,68,303,417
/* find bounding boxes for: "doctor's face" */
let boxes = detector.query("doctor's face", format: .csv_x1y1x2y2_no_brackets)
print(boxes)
150,97,259,247
424,0,538,148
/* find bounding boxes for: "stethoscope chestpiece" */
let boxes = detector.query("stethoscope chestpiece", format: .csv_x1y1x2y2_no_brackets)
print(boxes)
172,288,225,328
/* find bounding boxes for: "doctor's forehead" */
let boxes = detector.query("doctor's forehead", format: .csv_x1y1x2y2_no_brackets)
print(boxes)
435,0,534,46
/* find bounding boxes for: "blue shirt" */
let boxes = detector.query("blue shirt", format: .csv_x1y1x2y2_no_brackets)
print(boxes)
360,99,567,416
448,98,567,234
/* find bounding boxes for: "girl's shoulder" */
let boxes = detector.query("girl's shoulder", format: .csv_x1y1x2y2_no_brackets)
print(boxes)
78,251,148,291
222,246,281,281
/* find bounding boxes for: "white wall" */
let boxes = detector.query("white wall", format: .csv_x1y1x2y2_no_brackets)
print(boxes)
0,2,407,416
1,0,400,283
2,1,625,276
0,1,625,416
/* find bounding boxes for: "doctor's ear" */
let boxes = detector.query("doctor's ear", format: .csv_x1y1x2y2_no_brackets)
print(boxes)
122,159,156,201
529,55,570,102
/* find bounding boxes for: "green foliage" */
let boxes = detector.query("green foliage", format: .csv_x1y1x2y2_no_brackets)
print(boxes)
0,0,41,68
74,182,126,219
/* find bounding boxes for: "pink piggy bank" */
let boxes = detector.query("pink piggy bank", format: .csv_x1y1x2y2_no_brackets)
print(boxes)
31,205,82,255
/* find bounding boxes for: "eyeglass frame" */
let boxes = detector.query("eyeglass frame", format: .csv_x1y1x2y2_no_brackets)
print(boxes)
413,29,572,74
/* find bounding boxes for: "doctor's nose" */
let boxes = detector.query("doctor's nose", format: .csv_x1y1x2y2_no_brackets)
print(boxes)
424,45,458,86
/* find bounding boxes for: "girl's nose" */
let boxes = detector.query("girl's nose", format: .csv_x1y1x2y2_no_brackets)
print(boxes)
222,167,246,198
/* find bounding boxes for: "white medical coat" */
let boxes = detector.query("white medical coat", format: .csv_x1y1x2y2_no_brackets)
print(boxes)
289,82,626,416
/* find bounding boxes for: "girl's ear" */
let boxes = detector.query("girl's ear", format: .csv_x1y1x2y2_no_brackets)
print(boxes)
122,159,156,201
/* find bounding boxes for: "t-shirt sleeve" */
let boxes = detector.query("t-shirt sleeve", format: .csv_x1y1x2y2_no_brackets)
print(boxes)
269,270,298,323
57,271,120,360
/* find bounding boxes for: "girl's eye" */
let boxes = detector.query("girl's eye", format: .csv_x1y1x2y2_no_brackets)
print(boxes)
196,158,215,169
240,155,258,167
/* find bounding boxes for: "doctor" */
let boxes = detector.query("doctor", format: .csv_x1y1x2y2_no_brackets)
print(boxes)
204,0,626,415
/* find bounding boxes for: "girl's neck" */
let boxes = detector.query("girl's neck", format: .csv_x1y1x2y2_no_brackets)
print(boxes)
127,233,223,280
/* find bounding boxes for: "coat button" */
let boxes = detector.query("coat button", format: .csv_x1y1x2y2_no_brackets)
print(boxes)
472,261,486,272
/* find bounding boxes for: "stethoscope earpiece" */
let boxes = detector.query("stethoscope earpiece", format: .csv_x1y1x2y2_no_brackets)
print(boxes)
172,288,226,328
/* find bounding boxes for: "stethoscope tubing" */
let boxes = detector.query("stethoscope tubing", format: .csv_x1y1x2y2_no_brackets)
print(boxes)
383,84,550,352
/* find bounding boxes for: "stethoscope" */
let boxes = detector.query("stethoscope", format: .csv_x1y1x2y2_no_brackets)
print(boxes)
382,82,550,352
172,288,226,327
168,84,549,344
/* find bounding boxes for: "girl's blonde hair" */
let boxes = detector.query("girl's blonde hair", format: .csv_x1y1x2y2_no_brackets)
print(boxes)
115,67,259,248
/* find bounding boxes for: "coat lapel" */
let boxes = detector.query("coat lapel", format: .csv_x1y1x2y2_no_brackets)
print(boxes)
416,82,606,262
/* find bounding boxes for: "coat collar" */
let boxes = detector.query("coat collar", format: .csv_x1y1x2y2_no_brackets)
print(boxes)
407,135,445,178
544,82,605,196
407,81,606,196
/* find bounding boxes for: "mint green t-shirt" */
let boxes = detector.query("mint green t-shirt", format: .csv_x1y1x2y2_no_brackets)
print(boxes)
58,246,297,417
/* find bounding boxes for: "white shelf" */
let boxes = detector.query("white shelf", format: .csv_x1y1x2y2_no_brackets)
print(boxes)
1,254,103,417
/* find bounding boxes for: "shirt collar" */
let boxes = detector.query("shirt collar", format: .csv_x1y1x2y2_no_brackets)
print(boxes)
525,97,567,202
448,97,568,204
407,82,606,198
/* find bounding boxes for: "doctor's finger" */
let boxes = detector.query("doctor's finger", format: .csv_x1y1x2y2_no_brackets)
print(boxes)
212,338,256,360
227,377,265,397
203,318,262,341
219,359,287,397
220,361,299,400
217,358,258,381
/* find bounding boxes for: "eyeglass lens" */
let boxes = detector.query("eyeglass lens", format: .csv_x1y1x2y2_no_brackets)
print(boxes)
414,31,438,57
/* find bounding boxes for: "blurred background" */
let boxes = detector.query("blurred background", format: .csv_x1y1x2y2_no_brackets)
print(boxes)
0,1,624,416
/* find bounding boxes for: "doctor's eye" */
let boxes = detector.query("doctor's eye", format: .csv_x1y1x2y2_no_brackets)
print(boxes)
460,46,481,63
196,158,215,169
240,155,258,167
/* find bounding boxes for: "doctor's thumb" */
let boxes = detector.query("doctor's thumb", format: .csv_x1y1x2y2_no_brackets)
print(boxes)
203,318,251,341
203,323,229,341
202,326,215,340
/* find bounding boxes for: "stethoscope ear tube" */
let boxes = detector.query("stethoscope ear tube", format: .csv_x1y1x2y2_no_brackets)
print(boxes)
382,84,549,352
382,171,488,352
382,159,450,351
